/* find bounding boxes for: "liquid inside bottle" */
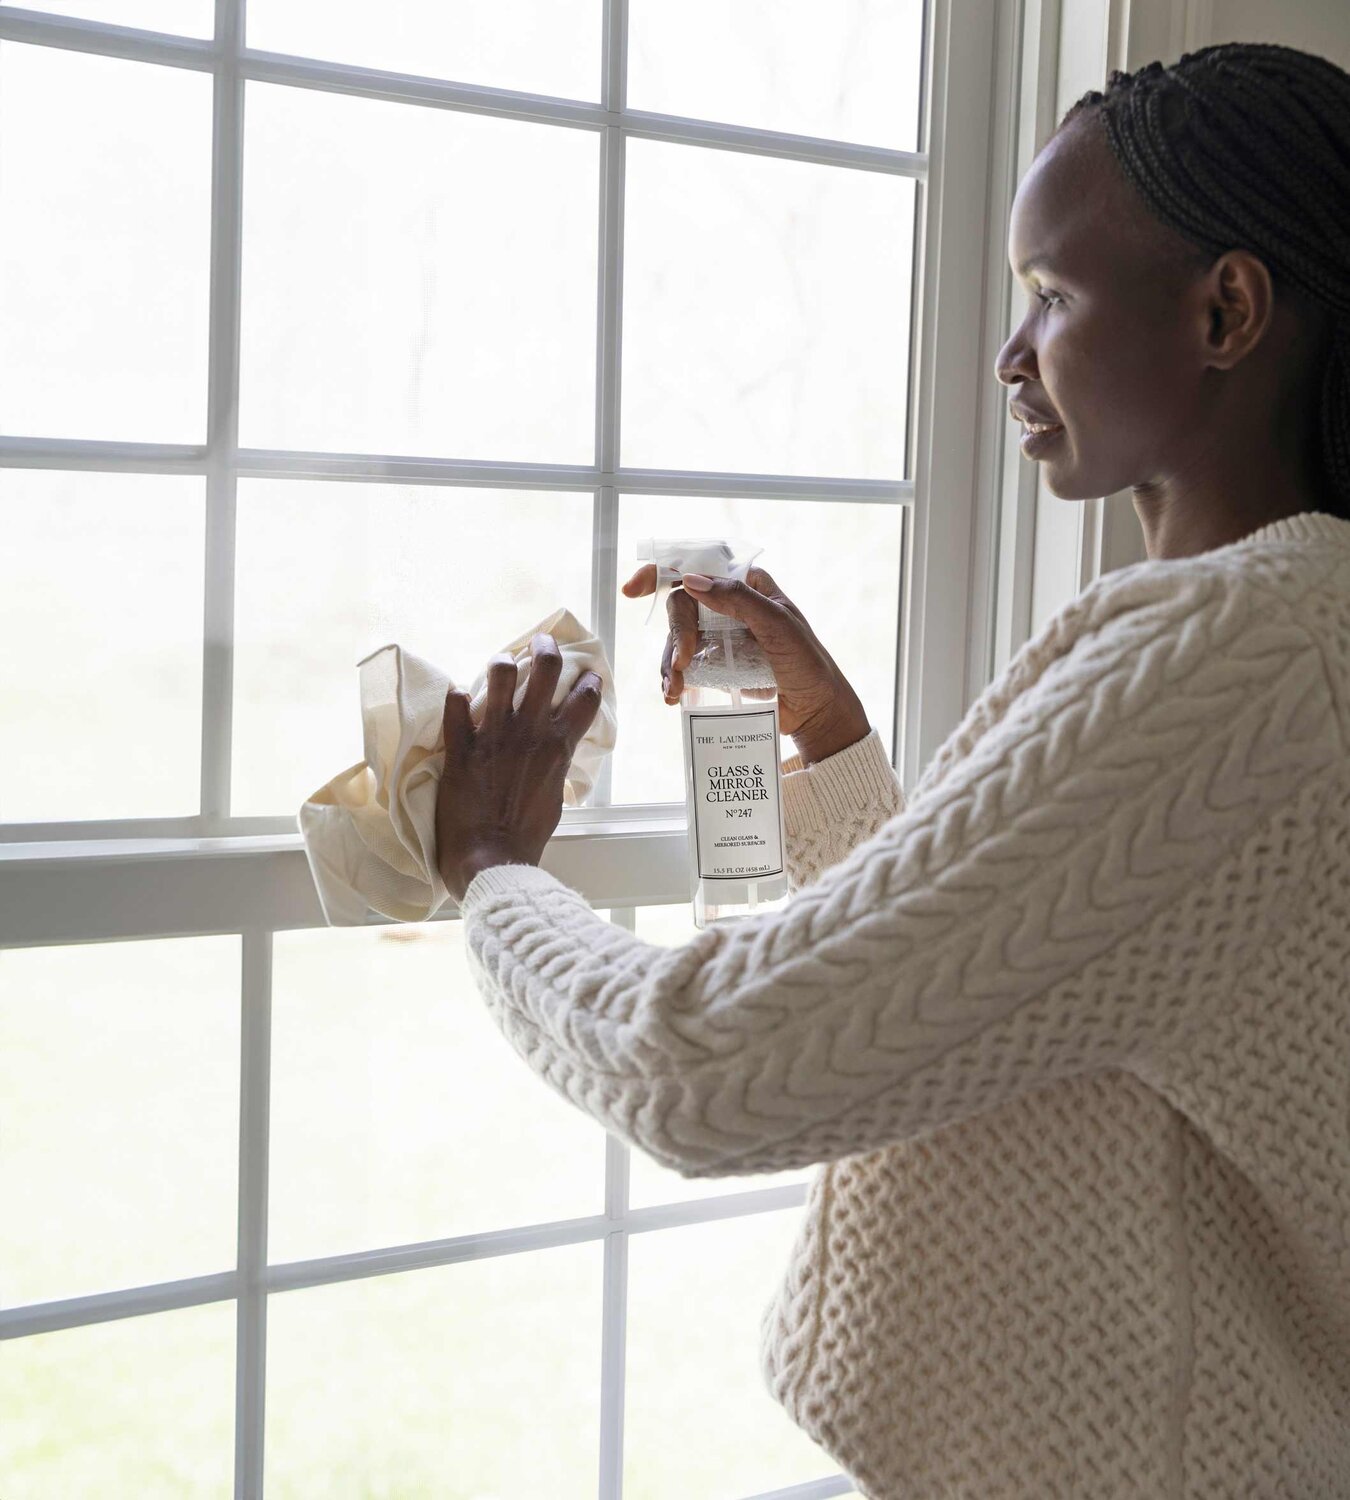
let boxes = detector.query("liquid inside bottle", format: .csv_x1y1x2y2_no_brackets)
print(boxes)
680,619,790,927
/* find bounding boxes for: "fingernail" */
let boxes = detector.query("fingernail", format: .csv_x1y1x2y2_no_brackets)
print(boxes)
662,674,670,696
682,572,712,592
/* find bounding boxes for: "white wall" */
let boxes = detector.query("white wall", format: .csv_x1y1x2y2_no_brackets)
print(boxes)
1205,0,1350,68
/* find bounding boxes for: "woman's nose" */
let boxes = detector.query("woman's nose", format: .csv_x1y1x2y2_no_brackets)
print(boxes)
994,328,1036,387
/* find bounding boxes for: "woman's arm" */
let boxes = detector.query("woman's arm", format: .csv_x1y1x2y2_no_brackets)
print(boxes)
460,568,1343,1179
779,728,907,891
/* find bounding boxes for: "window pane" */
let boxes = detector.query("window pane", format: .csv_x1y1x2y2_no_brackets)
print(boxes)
0,937,239,1306
266,1246,602,1497
0,1303,234,1499
622,139,914,479
239,82,599,462
612,493,903,805
0,44,210,442
628,905,815,1207
629,0,925,152
625,1210,836,1497
248,0,599,102
231,479,592,817
269,923,607,1264
0,471,203,824
12,0,213,34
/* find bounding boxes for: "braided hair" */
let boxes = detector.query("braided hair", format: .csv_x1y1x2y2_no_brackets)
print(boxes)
1060,43,1350,522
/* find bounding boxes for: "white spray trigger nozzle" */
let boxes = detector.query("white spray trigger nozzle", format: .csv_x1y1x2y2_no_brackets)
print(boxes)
633,536,764,630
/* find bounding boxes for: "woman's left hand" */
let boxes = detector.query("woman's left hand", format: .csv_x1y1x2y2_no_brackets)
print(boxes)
435,632,604,903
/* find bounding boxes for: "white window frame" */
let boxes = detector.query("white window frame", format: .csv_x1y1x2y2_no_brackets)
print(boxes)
0,1,1022,1496
991,0,1208,667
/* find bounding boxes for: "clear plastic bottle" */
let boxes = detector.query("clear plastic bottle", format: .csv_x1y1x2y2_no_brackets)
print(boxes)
635,536,791,927
679,599,790,928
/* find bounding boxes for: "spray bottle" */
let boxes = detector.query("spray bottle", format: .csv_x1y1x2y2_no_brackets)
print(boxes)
636,538,790,928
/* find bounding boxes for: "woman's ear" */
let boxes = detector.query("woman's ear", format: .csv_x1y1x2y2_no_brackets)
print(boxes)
1201,248,1274,370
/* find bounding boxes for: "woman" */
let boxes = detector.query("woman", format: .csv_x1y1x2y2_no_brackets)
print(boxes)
436,45,1350,1498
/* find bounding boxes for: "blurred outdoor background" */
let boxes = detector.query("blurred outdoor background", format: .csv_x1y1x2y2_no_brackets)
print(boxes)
1,908,856,1498
1,0,918,1492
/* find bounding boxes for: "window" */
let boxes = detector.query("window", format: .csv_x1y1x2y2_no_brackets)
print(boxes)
0,0,1003,1494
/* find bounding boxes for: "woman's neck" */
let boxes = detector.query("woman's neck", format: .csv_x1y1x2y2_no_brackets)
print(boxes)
1132,416,1325,560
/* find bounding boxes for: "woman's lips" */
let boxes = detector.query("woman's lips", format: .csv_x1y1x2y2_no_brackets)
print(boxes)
1019,421,1064,457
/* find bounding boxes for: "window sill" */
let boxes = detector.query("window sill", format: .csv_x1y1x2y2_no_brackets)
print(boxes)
0,810,693,945
0,805,687,869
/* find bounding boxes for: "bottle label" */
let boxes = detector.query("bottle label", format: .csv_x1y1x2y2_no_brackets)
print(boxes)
684,706,786,880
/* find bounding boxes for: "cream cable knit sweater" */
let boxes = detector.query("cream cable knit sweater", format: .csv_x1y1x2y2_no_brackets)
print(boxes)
460,510,1350,1499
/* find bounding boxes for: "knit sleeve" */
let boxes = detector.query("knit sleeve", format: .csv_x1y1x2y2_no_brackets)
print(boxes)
458,568,1343,1178
778,728,907,891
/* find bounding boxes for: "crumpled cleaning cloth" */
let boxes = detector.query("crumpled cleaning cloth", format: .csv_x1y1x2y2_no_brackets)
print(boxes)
297,607,618,927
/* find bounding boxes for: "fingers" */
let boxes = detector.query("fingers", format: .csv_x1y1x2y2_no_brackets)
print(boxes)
442,685,473,761
663,585,696,696
465,643,602,780
518,632,563,721
624,565,686,697
745,565,808,625
626,560,809,700
555,669,604,755
626,561,806,624
482,653,518,731
621,562,658,598
660,630,688,704
680,572,791,633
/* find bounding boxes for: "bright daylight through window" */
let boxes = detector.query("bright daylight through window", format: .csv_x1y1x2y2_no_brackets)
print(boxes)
0,1,927,1496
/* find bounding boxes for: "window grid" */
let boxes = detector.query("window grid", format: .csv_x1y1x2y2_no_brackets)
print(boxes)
202,0,245,821
0,905,846,1500
234,923,270,1500
0,1,931,1493
0,0,920,845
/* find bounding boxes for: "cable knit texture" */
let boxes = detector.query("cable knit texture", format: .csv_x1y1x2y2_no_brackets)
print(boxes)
460,511,1350,1499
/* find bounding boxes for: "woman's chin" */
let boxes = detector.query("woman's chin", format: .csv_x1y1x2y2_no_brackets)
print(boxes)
1041,469,1080,498
1022,435,1115,500
1039,459,1100,501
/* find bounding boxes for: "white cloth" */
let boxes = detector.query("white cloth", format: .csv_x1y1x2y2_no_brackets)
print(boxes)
298,607,617,926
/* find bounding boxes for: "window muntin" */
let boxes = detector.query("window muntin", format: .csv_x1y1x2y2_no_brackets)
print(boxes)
0,0,935,1493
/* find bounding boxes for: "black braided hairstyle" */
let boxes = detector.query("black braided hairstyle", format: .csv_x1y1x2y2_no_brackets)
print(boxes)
1060,43,1350,522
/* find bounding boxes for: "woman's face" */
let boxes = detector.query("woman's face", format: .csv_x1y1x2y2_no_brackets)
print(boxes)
995,115,1214,500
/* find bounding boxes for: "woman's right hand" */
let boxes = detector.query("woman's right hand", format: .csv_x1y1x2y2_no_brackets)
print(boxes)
620,563,871,765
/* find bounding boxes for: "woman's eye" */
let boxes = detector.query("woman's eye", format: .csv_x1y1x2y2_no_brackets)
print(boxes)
1035,289,1062,308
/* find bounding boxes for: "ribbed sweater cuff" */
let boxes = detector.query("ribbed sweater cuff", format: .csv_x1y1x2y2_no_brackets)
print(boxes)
780,726,904,828
457,731,901,914
458,860,568,917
